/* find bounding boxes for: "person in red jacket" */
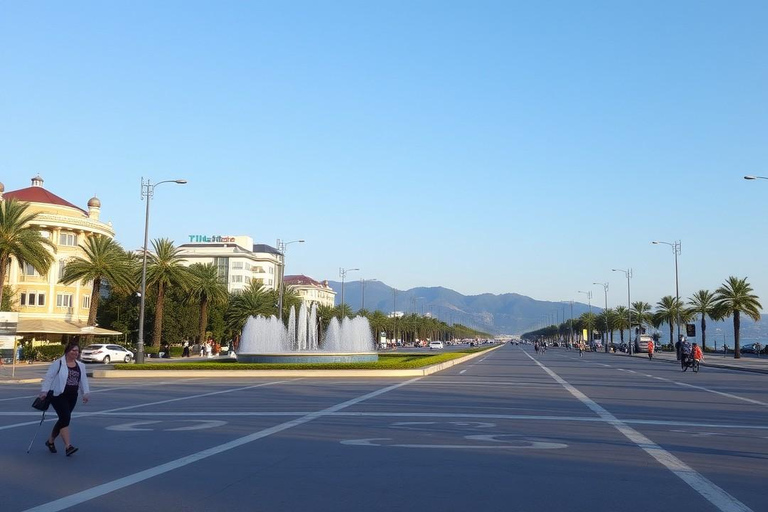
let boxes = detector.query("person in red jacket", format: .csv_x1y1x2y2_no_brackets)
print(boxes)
692,343,703,361
647,339,654,360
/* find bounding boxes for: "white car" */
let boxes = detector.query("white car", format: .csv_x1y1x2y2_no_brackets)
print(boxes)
429,341,444,350
81,344,134,364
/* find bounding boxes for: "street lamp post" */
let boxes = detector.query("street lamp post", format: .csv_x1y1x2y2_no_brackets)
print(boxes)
652,240,682,346
136,177,187,364
339,267,359,310
744,175,768,181
276,239,305,321
612,268,632,355
593,282,609,352
578,290,592,346
360,278,377,310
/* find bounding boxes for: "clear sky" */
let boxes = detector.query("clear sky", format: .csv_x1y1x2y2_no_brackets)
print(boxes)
1,1,766,310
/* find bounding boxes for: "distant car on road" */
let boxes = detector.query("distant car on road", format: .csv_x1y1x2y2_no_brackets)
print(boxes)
429,341,444,350
81,344,134,364
740,343,762,354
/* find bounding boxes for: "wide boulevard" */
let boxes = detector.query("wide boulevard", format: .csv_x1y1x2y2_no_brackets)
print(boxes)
2,344,766,512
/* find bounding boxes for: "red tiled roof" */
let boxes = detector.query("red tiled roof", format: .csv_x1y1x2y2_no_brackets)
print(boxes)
284,274,324,287
4,186,86,214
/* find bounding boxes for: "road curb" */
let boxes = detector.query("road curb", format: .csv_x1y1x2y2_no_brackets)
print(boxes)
90,346,500,379
0,378,42,384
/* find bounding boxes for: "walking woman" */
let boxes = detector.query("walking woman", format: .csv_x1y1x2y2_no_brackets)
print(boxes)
38,342,90,456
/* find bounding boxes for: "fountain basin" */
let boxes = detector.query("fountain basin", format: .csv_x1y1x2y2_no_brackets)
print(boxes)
237,352,379,364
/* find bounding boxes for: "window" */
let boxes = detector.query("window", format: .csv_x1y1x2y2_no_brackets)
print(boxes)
23,263,40,276
245,263,251,270
245,277,251,284
20,292,45,307
56,294,73,308
59,232,77,246
82,295,91,309
231,275,243,283
232,261,243,270
40,230,50,238
269,267,274,274
58,259,68,280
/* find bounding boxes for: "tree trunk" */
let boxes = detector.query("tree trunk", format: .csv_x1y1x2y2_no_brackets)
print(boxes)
733,312,741,359
669,323,674,356
88,278,101,326
0,255,8,308
198,297,209,345
152,283,165,347
700,316,707,351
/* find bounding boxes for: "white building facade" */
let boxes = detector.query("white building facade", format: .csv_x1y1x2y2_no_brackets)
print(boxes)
177,235,282,293
283,275,336,308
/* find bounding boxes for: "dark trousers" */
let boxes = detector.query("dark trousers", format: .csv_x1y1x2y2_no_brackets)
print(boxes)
50,392,78,437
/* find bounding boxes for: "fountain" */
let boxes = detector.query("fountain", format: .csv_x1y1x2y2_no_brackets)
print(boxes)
237,302,379,364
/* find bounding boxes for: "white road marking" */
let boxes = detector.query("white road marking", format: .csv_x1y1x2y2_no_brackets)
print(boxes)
0,379,299,431
165,420,228,431
459,369,467,374
107,421,160,431
340,435,567,450
22,378,422,512
524,351,753,512
105,419,228,432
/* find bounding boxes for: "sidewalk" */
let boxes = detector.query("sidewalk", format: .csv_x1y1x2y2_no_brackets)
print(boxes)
620,349,768,375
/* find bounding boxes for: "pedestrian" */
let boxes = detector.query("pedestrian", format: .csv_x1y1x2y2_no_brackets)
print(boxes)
182,340,190,358
675,335,682,361
647,339,654,360
38,342,90,457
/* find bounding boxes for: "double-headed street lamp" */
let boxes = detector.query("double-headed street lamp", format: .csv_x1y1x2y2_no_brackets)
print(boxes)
339,267,359,309
652,240,681,345
612,268,632,355
744,175,768,181
593,282,609,352
578,290,592,345
136,178,187,364
276,239,305,321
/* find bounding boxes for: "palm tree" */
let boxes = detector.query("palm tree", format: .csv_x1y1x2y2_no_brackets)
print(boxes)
225,281,277,334
714,276,762,359
653,296,681,352
688,290,718,351
59,235,135,328
631,301,653,350
613,306,629,346
187,263,228,344
145,238,193,347
0,199,55,307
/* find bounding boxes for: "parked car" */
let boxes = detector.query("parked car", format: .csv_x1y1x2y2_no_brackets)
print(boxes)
81,344,134,363
429,341,444,350
740,343,762,354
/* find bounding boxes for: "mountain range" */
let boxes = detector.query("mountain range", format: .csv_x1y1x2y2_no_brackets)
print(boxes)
327,280,766,342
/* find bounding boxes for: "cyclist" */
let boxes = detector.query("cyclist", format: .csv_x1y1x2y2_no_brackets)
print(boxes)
692,343,703,363
680,337,692,369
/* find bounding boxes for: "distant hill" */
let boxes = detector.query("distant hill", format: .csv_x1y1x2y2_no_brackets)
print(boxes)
328,280,592,335
328,280,766,340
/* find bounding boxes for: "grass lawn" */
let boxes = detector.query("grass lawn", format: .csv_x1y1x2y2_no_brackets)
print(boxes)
113,347,493,370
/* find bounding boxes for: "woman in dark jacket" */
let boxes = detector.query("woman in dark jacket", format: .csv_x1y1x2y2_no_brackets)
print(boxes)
38,342,90,456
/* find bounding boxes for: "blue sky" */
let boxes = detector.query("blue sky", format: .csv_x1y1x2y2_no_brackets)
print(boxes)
1,1,767,309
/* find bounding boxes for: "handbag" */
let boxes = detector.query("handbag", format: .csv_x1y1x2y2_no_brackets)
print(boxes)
32,360,62,411
32,390,53,411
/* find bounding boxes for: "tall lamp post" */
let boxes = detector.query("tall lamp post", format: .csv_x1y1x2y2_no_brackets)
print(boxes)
612,268,632,355
652,240,681,345
593,282,609,352
744,175,768,181
136,178,187,364
578,290,592,346
360,278,377,310
339,267,359,309
276,239,305,321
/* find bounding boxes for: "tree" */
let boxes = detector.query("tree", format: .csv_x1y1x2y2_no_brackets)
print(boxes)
187,263,228,344
631,301,653,338
613,306,629,346
225,281,277,334
687,290,718,351
714,276,762,359
0,199,55,307
59,235,134,327
145,238,193,347
653,296,682,351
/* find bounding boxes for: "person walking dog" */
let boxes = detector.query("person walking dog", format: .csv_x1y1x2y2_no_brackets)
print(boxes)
38,342,90,456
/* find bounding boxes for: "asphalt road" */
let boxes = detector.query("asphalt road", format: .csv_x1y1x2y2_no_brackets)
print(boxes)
2,344,766,512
